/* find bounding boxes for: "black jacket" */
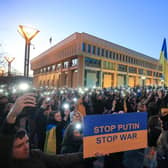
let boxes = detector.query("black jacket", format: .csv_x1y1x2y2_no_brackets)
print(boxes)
0,120,84,168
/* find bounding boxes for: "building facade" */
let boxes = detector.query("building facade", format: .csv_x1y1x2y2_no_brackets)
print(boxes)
31,32,162,88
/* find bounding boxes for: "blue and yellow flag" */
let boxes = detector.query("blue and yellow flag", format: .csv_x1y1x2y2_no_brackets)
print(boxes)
44,124,56,154
160,38,168,86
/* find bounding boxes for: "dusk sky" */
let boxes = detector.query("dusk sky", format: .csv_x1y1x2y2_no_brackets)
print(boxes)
0,0,168,74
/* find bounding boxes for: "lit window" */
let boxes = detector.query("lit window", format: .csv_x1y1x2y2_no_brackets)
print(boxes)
64,61,69,68
57,63,61,70
52,65,56,71
72,58,78,66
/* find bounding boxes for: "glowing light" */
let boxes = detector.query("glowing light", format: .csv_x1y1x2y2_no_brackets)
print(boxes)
18,25,40,42
63,103,69,109
73,97,77,102
12,88,17,93
60,90,64,94
75,123,82,130
46,97,51,102
141,76,146,80
18,82,30,91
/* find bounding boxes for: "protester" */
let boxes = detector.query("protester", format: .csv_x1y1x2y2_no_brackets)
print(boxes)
143,115,161,168
0,93,88,168
0,85,168,168
46,111,68,154
156,109,168,168
35,98,52,151
61,112,83,154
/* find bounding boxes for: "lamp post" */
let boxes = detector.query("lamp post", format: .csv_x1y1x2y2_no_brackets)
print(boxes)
18,25,39,77
4,56,15,76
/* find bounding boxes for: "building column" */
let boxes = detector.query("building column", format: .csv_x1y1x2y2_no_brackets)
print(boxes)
113,72,117,87
77,56,84,87
113,63,118,87
135,76,139,86
67,70,72,87
99,71,103,88
125,74,129,86
60,72,65,87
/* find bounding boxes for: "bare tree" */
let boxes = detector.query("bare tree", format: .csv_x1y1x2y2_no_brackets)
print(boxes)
0,43,7,69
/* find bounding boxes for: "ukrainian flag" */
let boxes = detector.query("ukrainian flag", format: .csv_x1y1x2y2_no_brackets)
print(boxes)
160,38,168,86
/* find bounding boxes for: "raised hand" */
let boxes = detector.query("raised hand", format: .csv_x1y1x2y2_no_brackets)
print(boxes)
7,93,36,123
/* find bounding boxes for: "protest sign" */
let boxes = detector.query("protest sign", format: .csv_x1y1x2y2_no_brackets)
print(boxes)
83,112,147,158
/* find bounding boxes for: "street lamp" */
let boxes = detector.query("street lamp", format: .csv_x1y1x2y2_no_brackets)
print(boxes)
4,56,15,76
18,25,39,77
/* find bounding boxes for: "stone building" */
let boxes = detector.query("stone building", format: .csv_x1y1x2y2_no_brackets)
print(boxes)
31,32,162,88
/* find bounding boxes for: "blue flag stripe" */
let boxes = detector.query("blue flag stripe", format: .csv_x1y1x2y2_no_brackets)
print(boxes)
83,112,147,137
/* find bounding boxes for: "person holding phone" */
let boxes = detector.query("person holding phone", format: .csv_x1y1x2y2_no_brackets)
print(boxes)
0,93,87,168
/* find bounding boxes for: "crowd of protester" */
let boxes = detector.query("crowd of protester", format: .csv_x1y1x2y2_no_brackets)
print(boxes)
1,84,168,168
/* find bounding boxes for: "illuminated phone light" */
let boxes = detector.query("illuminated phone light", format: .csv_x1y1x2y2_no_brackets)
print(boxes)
18,82,30,91
75,123,82,130
63,103,70,109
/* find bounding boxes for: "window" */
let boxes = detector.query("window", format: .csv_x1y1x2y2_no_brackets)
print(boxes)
147,71,152,76
88,44,91,53
159,73,162,77
113,52,116,60
123,55,125,62
103,61,115,70
129,67,137,73
116,53,119,60
118,64,127,72
52,65,56,71
154,72,159,77
101,48,104,56
47,66,51,72
105,50,109,58
133,58,135,64
72,58,78,66
82,43,86,52
126,56,128,62
85,57,101,68
63,61,69,68
138,69,143,74
109,51,112,58
97,47,100,56
119,54,121,61
57,63,62,70
92,46,96,55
